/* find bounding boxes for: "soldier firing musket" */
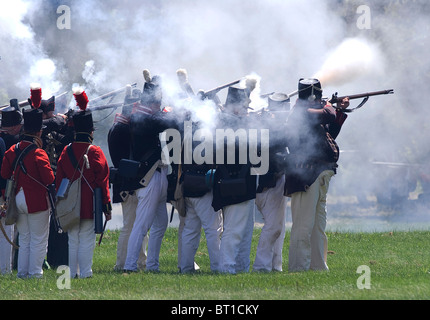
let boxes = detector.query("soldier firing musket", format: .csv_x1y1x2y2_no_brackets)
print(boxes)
286,88,394,112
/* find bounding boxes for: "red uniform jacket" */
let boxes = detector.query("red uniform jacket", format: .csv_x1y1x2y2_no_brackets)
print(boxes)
1,140,55,213
55,142,111,219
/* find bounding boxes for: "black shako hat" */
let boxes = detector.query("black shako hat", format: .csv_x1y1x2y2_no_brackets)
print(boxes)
40,96,55,114
1,99,23,128
224,85,250,110
23,108,43,132
268,93,290,111
73,110,94,133
298,78,322,101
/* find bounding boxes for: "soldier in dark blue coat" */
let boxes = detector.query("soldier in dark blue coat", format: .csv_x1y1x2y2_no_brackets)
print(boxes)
179,112,222,273
39,95,73,174
212,85,257,274
0,99,23,153
284,78,349,272
108,88,148,271
123,72,178,272
0,99,23,271
253,93,290,272
0,99,21,274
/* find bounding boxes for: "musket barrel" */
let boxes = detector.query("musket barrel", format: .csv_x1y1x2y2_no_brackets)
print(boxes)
204,79,241,97
287,90,298,99
336,89,394,101
89,102,124,111
260,91,275,98
0,100,30,111
88,83,137,104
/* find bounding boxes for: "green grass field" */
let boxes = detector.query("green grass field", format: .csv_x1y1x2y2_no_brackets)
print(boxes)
1,228,429,302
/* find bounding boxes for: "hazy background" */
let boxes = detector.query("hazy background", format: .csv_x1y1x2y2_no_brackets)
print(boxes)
1,0,429,231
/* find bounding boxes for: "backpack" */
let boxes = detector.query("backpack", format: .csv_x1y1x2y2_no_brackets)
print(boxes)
55,144,91,232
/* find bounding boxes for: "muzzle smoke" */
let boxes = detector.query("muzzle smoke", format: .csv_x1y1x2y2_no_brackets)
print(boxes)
313,38,385,88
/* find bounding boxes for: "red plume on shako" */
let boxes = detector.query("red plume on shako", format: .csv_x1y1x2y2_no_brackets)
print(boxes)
30,83,42,109
73,87,89,111
72,87,94,134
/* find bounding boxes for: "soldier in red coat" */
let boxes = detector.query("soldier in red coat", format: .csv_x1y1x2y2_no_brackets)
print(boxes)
1,86,55,278
55,88,112,278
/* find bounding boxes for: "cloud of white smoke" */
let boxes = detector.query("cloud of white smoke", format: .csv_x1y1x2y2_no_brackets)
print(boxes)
1,0,430,230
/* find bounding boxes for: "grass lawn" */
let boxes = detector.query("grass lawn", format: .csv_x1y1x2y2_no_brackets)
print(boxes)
1,228,429,303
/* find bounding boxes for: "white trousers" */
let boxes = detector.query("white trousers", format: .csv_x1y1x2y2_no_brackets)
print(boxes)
0,218,14,274
180,192,223,273
178,215,201,271
220,199,255,274
15,189,50,278
115,192,148,271
124,168,168,271
288,170,334,272
68,219,96,278
254,175,287,272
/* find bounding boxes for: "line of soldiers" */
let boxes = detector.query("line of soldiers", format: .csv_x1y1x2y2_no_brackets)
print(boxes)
108,71,349,274
0,85,112,278
0,91,72,275
0,71,349,277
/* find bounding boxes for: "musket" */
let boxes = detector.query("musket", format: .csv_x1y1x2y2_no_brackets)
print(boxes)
197,79,242,111
56,91,69,98
47,183,63,234
371,161,423,168
88,102,124,112
97,220,108,246
88,83,137,105
260,91,275,99
288,88,394,112
0,100,30,111
0,214,19,249
287,90,299,99
201,79,241,99
330,89,394,103
328,89,394,113
0,91,69,111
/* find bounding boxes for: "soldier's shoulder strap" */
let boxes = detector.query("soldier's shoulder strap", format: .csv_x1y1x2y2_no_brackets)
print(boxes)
66,143,93,170
66,144,79,170
12,142,37,174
